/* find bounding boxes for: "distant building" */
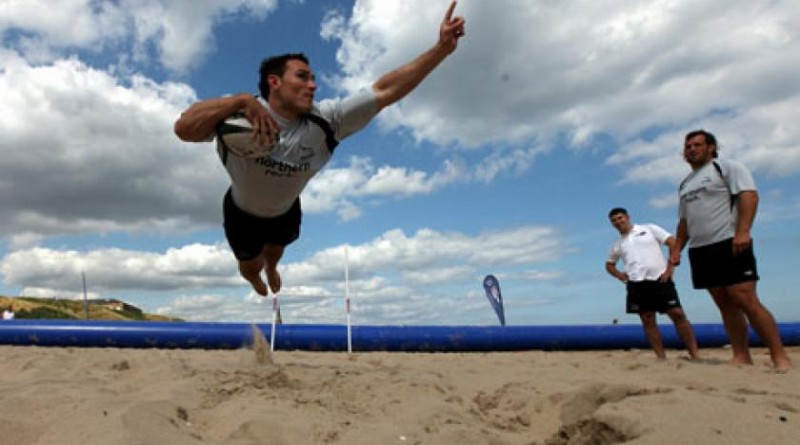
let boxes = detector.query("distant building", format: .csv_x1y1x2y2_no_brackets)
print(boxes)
91,299,143,314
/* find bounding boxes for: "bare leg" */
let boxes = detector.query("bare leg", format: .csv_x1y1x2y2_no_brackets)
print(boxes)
639,312,666,360
666,307,701,359
708,286,753,365
238,256,268,296
726,281,792,371
262,244,285,294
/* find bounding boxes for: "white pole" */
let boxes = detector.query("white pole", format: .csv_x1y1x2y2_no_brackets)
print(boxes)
345,246,352,354
82,271,88,319
270,294,278,352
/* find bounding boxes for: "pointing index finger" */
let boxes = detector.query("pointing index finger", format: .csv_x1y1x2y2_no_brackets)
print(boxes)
445,0,457,21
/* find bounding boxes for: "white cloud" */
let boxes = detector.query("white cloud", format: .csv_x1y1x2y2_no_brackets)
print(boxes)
509,269,565,283
322,0,800,178
0,244,239,293
0,52,226,238
648,193,678,210
2,225,567,323
475,146,548,184
302,155,467,220
0,0,127,54
1,0,279,72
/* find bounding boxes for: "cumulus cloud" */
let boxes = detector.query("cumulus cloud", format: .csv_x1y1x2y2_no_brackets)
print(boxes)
0,1,127,57
0,243,240,293
0,52,226,239
3,225,567,323
302,156,468,219
0,0,279,72
323,0,800,178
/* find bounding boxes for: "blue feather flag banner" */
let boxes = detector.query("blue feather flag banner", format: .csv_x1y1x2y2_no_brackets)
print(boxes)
482,274,506,326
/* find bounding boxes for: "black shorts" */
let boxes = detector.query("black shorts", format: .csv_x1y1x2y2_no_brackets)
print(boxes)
625,280,682,314
688,238,759,289
223,189,301,261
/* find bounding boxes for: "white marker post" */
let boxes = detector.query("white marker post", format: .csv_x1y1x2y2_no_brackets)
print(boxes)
270,294,278,352
345,246,352,354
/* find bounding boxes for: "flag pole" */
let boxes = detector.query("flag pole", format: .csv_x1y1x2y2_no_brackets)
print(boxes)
345,246,352,354
82,271,89,320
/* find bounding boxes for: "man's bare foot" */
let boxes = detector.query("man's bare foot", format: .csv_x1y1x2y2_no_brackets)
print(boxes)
266,267,281,294
773,357,792,372
729,356,754,366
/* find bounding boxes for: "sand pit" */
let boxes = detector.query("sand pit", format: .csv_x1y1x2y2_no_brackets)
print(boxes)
0,345,797,444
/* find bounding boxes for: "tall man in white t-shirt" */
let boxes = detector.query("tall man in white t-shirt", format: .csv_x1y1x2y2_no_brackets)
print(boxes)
174,2,465,296
606,207,700,360
671,130,791,370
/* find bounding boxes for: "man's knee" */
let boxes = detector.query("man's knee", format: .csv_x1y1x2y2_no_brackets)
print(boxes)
667,309,689,324
726,282,763,309
639,312,657,325
261,244,285,265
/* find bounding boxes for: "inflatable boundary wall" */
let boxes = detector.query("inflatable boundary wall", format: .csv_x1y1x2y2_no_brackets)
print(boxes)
1,320,799,352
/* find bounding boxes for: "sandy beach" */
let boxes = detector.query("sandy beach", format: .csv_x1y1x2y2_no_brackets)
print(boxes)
0,344,797,444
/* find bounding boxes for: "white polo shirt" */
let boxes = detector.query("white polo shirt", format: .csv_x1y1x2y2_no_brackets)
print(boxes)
607,224,672,282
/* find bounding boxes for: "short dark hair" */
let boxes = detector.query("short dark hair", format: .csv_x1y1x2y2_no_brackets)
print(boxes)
685,129,718,158
258,53,310,99
608,207,628,218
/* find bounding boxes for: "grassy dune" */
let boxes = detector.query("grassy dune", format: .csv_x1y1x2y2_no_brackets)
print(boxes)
0,295,181,321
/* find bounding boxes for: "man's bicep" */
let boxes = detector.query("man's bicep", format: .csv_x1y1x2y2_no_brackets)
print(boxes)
320,90,378,140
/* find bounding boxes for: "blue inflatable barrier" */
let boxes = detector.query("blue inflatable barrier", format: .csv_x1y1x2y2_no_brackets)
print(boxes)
0,320,798,351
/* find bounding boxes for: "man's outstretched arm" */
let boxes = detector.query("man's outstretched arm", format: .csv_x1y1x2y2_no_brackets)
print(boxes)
372,0,466,112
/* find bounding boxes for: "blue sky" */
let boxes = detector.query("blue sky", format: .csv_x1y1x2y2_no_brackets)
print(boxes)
1,0,799,326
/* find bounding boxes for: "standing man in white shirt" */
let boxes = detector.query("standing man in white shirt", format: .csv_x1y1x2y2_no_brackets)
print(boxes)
2,305,14,320
606,207,700,360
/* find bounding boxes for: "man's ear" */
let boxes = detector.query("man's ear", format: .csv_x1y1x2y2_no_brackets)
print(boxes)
267,74,281,91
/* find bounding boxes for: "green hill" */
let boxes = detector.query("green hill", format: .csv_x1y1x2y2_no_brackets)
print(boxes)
0,295,182,321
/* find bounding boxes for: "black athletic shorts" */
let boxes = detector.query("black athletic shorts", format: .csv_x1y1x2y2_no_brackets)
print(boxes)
688,238,759,289
625,280,682,314
223,188,301,261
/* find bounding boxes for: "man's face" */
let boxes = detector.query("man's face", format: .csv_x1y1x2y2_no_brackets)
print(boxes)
609,212,631,234
270,59,316,114
683,134,715,168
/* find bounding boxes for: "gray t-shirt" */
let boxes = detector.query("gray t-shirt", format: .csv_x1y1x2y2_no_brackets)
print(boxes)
678,159,756,248
219,89,377,217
